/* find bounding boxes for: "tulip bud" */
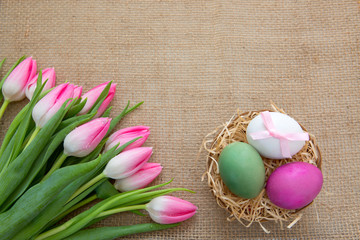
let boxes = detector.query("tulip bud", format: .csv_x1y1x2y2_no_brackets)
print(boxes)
79,82,116,117
104,126,150,152
95,84,116,118
2,57,37,102
146,196,197,224
32,83,75,128
25,68,56,100
103,147,152,179
114,162,162,191
73,85,83,99
63,117,111,157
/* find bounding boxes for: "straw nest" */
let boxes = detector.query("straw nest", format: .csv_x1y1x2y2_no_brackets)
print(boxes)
201,104,322,232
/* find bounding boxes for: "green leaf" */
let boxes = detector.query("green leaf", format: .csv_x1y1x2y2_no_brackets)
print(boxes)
8,72,45,164
101,106,112,117
0,58,5,70
65,223,180,240
95,179,118,199
0,76,46,172
53,181,104,223
0,113,95,211
11,139,139,239
131,209,147,216
37,181,173,240
56,111,95,133
0,133,16,172
0,154,100,240
0,105,28,158
106,101,144,136
0,99,70,211
3,136,142,239
125,101,144,115
64,98,87,119
13,160,103,240
15,140,127,239
0,85,54,163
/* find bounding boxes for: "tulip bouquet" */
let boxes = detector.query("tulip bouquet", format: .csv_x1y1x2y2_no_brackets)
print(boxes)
0,56,196,240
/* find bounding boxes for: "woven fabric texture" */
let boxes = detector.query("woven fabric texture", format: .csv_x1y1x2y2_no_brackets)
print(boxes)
0,1,359,239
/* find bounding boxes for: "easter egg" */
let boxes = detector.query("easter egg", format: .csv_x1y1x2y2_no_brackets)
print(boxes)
246,111,308,159
219,142,265,199
266,162,323,210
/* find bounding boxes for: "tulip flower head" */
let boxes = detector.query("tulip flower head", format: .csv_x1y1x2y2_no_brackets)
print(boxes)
32,83,75,128
25,68,56,100
103,147,153,179
63,117,111,157
79,81,116,117
2,57,37,102
146,196,197,224
104,126,150,152
73,85,83,99
114,162,162,191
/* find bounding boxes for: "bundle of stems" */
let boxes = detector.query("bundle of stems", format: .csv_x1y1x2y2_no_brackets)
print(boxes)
0,56,196,240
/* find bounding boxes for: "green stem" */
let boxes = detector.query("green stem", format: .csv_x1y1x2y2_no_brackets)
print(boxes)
41,152,68,182
0,100,9,120
34,181,176,240
96,204,147,218
24,126,41,149
55,195,98,223
67,173,106,203
35,221,71,240
35,204,147,240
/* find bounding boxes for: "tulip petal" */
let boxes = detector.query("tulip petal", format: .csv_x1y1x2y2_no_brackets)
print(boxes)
26,68,56,100
146,196,197,224
105,126,150,152
80,82,108,113
28,59,37,81
114,162,162,191
63,117,111,157
73,85,83,99
103,147,153,179
94,83,116,117
2,57,37,102
149,211,197,225
32,83,75,127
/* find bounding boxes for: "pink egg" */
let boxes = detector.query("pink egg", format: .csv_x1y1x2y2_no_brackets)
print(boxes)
266,162,323,210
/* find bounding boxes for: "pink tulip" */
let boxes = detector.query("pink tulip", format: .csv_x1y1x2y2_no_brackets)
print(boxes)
2,57,37,102
79,82,116,117
73,85,83,99
94,84,116,118
114,162,162,191
104,126,150,152
146,196,197,224
63,117,111,157
103,147,153,179
25,68,56,100
32,83,75,127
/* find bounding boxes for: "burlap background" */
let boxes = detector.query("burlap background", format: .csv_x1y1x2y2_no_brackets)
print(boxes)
1,0,359,239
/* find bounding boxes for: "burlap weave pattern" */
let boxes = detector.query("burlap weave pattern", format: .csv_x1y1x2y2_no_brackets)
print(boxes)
1,1,359,239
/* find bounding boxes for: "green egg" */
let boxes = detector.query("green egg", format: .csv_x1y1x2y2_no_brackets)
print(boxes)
219,142,265,199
